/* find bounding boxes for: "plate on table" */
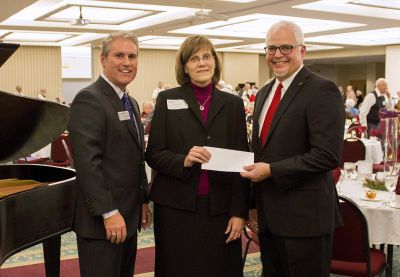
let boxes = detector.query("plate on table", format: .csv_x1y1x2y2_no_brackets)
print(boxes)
360,196,384,202
389,202,400,209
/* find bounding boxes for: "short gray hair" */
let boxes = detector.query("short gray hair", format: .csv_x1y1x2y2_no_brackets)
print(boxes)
375,78,387,87
266,20,305,45
142,101,154,109
101,31,139,57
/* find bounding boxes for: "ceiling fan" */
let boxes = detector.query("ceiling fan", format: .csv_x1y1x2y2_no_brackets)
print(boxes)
71,6,90,26
192,7,228,21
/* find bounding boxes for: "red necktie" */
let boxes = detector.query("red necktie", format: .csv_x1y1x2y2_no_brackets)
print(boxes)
260,82,283,145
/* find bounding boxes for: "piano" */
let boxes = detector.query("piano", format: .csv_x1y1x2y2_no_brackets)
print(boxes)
0,42,77,276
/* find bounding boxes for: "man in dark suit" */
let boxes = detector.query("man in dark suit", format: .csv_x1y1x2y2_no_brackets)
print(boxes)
241,21,344,277
68,31,152,277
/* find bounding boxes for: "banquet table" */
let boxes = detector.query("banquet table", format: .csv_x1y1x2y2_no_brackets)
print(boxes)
360,138,383,164
339,179,400,276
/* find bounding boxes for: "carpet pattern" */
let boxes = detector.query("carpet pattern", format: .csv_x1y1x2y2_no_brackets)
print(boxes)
1,227,263,276
1,227,399,276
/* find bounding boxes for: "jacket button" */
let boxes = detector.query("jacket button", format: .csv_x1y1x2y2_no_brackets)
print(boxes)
207,136,211,140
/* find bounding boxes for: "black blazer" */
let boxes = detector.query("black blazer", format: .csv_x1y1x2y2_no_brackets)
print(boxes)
146,84,250,219
68,76,148,239
252,67,344,237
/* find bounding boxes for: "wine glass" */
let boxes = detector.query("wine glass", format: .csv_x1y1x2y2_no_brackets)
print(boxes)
384,174,398,205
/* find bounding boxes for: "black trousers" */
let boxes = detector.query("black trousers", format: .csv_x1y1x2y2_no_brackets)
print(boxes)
259,226,333,277
77,233,137,277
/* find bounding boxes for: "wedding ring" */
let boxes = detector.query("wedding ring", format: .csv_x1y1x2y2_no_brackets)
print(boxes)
111,233,116,237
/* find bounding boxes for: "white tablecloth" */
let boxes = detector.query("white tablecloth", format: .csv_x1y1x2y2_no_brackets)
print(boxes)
339,180,400,245
360,138,383,164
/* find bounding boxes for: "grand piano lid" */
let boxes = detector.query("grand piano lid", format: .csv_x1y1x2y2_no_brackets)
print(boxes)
0,43,19,67
0,42,69,163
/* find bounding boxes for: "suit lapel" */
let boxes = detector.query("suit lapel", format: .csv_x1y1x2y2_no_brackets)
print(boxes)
264,67,310,147
253,81,274,123
179,84,205,127
99,77,141,148
206,88,226,129
129,96,145,151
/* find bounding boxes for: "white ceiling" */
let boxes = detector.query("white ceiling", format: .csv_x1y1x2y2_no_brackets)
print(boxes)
0,0,399,55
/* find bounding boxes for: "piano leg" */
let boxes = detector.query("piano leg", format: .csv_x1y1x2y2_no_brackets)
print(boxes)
42,235,61,277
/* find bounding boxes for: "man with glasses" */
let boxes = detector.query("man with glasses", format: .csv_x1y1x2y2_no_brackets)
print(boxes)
241,21,344,276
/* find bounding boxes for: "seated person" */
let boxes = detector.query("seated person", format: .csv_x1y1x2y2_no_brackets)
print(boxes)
345,99,359,117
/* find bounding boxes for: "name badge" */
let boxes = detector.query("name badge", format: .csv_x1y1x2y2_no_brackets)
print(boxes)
167,99,188,110
118,111,131,121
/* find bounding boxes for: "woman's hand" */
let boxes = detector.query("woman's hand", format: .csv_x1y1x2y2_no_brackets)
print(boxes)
184,146,211,167
225,216,244,243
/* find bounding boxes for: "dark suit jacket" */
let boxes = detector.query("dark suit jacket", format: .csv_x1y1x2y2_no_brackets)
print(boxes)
252,67,344,237
146,84,250,219
68,76,148,239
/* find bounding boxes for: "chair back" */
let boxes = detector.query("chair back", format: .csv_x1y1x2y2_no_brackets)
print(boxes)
61,138,74,168
347,123,367,138
50,133,71,164
340,138,366,167
332,196,371,273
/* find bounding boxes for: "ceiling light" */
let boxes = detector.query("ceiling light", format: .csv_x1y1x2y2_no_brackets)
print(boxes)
71,6,89,26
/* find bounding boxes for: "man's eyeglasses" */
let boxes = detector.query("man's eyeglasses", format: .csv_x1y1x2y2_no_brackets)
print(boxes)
264,45,303,55
188,54,214,64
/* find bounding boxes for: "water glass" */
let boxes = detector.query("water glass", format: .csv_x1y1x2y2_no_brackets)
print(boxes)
343,162,356,180
384,174,398,203
357,160,373,180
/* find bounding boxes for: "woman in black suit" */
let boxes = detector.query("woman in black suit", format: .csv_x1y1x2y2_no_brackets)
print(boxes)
145,35,250,277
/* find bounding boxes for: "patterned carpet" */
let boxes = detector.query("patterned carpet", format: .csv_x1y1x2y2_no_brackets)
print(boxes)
1,227,399,276
1,227,264,276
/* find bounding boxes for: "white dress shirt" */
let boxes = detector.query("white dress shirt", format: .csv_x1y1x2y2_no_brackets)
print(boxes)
258,65,303,136
359,89,392,127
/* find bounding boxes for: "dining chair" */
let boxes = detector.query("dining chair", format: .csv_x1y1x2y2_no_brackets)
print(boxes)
332,166,341,185
46,133,72,167
340,138,366,167
331,195,388,277
242,209,260,269
348,123,367,138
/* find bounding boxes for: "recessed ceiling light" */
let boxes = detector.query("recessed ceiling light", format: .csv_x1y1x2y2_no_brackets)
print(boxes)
138,35,241,49
294,0,400,20
306,28,400,46
171,13,363,39
4,32,71,42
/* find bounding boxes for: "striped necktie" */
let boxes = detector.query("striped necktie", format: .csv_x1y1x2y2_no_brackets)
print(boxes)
121,93,140,142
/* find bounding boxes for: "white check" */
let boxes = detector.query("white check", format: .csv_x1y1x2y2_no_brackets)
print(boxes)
201,147,254,173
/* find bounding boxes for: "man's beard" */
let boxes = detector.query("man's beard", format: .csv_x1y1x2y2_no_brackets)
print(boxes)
273,70,288,78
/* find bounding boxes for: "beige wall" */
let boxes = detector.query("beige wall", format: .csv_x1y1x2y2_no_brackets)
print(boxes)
1,44,392,108
0,45,61,101
258,54,270,87
221,52,259,89
92,48,178,105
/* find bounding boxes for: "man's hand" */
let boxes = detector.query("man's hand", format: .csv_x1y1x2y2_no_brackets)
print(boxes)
225,216,244,244
184,146,211,167
240,162,271,182
141,203,152,229
104,211,126,244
